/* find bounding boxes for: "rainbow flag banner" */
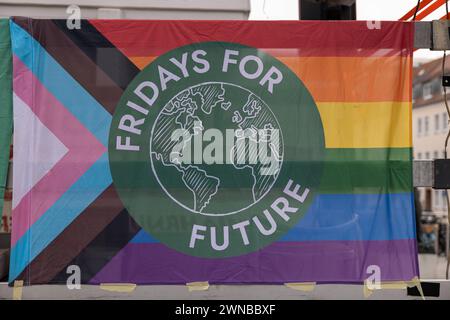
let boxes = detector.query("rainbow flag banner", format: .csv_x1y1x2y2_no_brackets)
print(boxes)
9,18,418,284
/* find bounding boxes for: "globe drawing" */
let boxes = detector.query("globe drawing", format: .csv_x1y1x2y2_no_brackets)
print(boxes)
149,82,284,216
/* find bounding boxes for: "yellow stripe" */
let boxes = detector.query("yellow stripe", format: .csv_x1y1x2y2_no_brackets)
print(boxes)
317,102,411,148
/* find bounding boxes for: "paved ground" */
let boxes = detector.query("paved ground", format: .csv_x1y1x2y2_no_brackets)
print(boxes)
1,281,449,300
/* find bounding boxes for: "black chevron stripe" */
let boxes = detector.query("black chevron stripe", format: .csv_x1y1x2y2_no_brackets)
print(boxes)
52,19,140,91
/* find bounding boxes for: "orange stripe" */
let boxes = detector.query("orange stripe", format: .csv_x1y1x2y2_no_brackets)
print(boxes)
130,56,155,70
278,56,411,102
129,56,411,103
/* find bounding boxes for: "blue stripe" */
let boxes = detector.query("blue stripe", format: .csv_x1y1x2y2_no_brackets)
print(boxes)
282,192,415,241
9,20,111,146
131,230,158,243
131,193,415,244
9,153,112,282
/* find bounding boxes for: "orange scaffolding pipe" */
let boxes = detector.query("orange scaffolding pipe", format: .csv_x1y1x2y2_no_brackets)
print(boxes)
401,0,449,21
416,0,447,20
400,0,434,20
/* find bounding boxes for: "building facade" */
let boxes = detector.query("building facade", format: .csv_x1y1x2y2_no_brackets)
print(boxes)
413,57,449,217
0,0,250,19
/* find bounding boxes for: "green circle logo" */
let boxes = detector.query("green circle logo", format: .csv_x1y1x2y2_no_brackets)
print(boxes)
109,42,325,258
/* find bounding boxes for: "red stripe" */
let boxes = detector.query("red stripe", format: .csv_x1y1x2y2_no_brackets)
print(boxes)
89,20,414,58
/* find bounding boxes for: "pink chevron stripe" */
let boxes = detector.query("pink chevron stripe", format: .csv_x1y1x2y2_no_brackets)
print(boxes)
11,55,106,246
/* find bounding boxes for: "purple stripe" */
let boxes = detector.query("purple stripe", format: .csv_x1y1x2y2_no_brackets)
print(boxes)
89,240,419,284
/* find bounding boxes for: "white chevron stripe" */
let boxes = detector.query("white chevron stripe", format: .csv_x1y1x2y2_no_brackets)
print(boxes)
12,93,68,209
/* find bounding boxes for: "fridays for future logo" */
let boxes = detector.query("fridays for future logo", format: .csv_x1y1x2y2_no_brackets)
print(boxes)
109,42,325,258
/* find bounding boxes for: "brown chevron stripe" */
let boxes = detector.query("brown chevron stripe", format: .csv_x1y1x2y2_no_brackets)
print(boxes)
16,185,126,284
12,17,123,114
51,208,141,284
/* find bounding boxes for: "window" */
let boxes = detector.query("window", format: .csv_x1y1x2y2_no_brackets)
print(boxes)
418,152,422,159
433,79,441,95
442,113,446,131
425,116,429,135
425,152,430,159
434,190,441,208
435,114,440,133
443,191,448,209
423,82,433,100
418,118,422,136
413,85,421,102
434,151,439,159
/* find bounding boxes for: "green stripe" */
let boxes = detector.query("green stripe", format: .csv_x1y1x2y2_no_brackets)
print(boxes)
319,148,412,194
0,19,12,217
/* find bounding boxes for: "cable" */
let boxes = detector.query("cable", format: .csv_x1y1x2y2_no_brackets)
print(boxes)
413,0,421,20
442,0,450,280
